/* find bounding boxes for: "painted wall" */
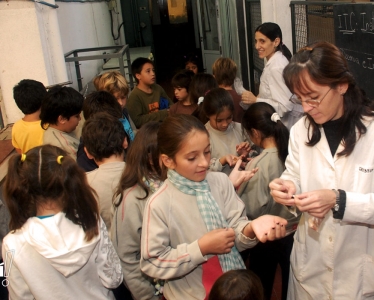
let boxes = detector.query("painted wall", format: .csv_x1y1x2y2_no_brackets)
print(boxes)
0,0,124,126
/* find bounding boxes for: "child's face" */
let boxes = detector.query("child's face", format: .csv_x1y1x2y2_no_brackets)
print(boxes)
114,92,127,109
174,87,189,102
186,62,198,74
166,130,210,182
136,63,156,86
63,113,81,133
208,107,233,132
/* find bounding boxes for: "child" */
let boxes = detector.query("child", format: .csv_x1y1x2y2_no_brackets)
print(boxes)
2,145,123,299
212,57,245,123
209,269,264,300
126,57,173,128
189,73,218,123
169,69,197,115
12,79,47,153
140,115,287,300
83,112,129,232
111,121,164,300
40,86,83,159
184,53,201,74
93,71,136,141
238,103,300,300
78,91,123,171
203,88,251,175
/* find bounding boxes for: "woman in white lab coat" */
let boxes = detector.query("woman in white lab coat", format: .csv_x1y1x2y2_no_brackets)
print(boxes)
270,41,374,299
241,23,303,130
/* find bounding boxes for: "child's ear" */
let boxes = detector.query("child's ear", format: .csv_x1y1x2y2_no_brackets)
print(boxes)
160,154,175,169
135,73,142,81
122,137,128,150
84,147,94,160
58,115,67,125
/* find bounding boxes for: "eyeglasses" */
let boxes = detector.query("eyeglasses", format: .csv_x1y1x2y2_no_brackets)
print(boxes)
289,88,332,108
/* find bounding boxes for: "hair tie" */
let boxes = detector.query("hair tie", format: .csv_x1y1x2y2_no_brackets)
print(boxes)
271,113,281,123
21,153,26,162
198,97,204,105
57,156,63,164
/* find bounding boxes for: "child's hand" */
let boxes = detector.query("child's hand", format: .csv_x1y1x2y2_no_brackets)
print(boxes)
219,154,240,167
243,215,287,243
198,228,235,256
236,142,251,156
229,159,259,188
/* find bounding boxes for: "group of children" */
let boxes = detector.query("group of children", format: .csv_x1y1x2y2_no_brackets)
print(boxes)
2,53,299,300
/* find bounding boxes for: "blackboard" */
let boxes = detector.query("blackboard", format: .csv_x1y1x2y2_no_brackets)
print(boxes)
334,4,374,100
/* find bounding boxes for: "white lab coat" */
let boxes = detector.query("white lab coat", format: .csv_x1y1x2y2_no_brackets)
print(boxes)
257,51,304,130
281,116,374,300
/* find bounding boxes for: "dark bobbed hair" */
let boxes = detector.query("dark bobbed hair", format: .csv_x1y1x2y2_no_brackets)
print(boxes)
114,121,164,205
40,86,83,127
82,112,127,161
283,41,374,157
171,69,195,92
208,269,264,300
242,102,289,163
131,57,154,83
212,57,237,86
82,91,122,120
190,73,219,123
255,22,292,61
158,115,208,160
4,145,99,241
184,53,202,72
13,79,47,114
189,73,218,105
202,87,235,118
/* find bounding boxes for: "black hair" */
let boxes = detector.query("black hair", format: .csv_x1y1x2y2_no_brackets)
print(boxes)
242,102,289,163
131,57,154,83
171,69,195,92
255,22,292,61
82,112,127,161
202,87,235,118
13,79,47,114
40,86,83,127
82,91,122,120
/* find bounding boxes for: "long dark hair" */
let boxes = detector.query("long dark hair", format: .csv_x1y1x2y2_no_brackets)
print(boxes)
4,145,99,241
202,87,235,119
255,22,292,61
114,121,164,205
283,41,374,157
242,102,289,163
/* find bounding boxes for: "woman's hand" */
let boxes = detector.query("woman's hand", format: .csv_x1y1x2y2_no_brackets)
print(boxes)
198,228,235,255
269,178,296,206
241,90,257,104
243,215,287,243
294,189,336,218
229,159,259,188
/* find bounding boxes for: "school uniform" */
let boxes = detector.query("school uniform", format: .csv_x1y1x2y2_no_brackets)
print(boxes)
140,172,257,300
111,185,159,300
283,116,374,299
206,122,248,175
2,213,122,300
43,127,79,159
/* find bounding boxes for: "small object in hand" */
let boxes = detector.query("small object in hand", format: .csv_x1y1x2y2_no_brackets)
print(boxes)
308,216,323,232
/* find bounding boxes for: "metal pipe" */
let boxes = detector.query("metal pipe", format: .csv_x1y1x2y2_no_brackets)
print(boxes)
32,0,59,9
